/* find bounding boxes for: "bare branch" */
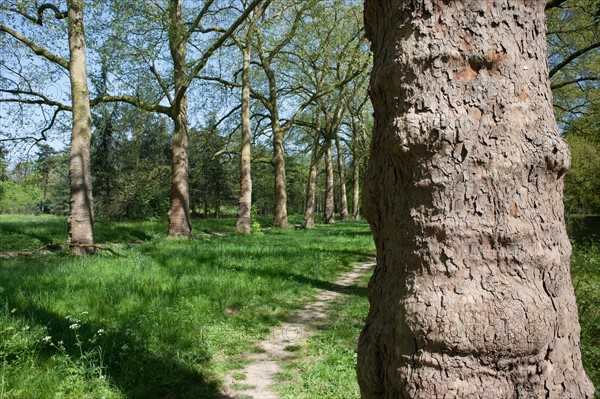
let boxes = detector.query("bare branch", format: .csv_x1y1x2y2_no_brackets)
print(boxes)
551,76,599,90
0,24,69,69
150,64,174,106
36,3,68,25
546,0,570,10
90,95,171,116
177,0,265,105
549,42,600,78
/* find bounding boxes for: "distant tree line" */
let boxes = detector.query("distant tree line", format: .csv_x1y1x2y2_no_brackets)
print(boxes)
0,0,598,250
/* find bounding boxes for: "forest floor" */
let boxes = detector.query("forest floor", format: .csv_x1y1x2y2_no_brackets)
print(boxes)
219,259,374,399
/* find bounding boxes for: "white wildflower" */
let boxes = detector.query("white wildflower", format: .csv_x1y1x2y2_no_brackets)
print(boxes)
42,336,52,342
69,323,80,330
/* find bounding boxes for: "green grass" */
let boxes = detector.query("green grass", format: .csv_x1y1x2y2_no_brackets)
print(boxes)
0,216,375,398
276,272,369,399
273,215,600,399
1,214,598,398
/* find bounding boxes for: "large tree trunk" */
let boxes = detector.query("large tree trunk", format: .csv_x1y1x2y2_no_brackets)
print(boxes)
236,34,254,234
323,139,335,224
67,0,95,255
304,116,321,229
335,135,349,221
357,1,594,398
167,0,192,237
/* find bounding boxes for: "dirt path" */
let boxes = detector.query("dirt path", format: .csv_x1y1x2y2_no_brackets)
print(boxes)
219,259,375,399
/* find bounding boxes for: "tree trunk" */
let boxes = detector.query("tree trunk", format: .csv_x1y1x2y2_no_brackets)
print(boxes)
335,135,349,221
272,118,288,228
304,115,321,229
357,1,594,398
67,0,95,255
167,0,192,237
236,35,253,234
351,153,360,220
323,139,335,224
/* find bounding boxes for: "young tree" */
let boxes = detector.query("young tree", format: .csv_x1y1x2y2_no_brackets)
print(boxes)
235,2,270,234
357,1,594,397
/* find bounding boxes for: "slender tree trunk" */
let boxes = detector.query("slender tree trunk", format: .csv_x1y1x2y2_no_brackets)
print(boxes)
323,139,335,224
351,154,360,220
167,0,192,237
335,135,349,221
236,35,253,234
357,1,594,398
304,115,321,229
67,0,94,255
272,118,288,228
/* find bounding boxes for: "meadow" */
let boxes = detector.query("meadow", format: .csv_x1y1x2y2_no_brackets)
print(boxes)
0,215,598,398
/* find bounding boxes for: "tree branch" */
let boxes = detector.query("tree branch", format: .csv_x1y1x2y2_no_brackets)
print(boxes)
0,24,69,69
551,76,599,90
90,95,171,116
546,0,570,10
177,0,264,105
36,3,68,25
150,64,173,106
549,42,600,78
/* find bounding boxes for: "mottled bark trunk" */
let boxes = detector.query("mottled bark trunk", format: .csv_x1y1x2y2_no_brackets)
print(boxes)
304,115,321,229
358,1,594,398
272,119,288,228
352,154,360,220
236,37,253,234
323,139,335,224
67,0,94,255
167,0,191,237
336,135,349,221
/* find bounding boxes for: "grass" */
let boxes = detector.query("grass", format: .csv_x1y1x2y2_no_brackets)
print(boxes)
276,272,370,399
0,215,375,398
272,215,600,399
1,214,598,398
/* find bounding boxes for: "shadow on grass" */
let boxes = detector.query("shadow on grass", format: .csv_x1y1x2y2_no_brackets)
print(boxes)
0,272,232,399
0,256,232,399
567,215,600,245
0,218,65,250
147,244,373,300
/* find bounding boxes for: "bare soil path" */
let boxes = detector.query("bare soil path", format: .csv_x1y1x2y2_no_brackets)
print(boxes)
219,259,375,399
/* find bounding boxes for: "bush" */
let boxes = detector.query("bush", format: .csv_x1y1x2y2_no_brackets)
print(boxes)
0,179,43,214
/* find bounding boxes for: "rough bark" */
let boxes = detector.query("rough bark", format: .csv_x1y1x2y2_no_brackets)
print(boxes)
67,0,95,255
304,116,321,229
357,1,594,398
167,0,192,237
323,139,335,224
336,135,349,221
235,28,254,234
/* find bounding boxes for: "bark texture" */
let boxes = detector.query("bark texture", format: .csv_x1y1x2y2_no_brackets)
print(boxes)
236,30,254,234
67,0,95,255
272,118,288,228
352,155,361,220
323,140,335,224
167,0,192,237
304,117,321,229
357,1,594,398
336,135,349,221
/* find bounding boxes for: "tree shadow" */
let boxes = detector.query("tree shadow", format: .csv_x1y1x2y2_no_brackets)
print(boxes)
0,278,231,399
